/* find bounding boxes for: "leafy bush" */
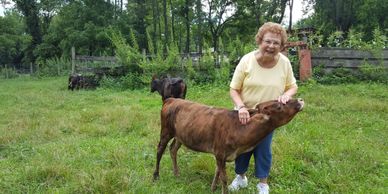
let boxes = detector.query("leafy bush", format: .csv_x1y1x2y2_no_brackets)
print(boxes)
36,57,71,77
312,62,388,84
359,63,388,83
0,66,19,79
99,72,144,90
108,29,143,74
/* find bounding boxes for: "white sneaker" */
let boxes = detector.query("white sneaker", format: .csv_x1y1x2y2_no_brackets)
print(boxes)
228,174,248,191
257,183,269,194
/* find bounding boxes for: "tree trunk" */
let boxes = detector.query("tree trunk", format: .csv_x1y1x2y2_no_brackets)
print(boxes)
163,0,168,56
185,0,190,54
254,0,262,27
153,1,161,44
152,0,158,54
288,0,294,32
169,0,175,43
195,0,203,54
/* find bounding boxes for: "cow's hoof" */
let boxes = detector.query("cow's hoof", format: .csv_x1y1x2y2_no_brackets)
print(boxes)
153,172,159,181
211,183,217,192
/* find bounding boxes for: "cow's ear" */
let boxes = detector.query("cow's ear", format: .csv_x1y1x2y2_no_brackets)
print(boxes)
261,114,270,121
255,104,264,112
258,106,271,115
251,113,270,124
248,109,258,116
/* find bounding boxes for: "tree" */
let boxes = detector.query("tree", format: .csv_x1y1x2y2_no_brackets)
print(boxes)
0,11,30,65
205,0,236,53
39,0,65,34
36,0,116,59
14,0,42,63
132,0,148,52
306,0,387,41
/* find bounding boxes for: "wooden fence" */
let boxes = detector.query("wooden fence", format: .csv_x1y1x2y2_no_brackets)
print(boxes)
71,47,118,75
311,48,388,72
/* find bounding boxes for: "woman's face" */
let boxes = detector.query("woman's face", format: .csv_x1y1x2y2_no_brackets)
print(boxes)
259,32,282,59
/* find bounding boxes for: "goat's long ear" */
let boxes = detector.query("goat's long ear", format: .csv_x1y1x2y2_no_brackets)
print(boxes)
152,74,157,80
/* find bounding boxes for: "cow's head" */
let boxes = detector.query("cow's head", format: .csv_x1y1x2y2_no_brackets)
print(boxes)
255,98,304,128
151,75,161,93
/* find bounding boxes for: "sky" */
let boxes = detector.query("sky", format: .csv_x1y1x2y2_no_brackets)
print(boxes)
1,0,312,24
283,0,313,25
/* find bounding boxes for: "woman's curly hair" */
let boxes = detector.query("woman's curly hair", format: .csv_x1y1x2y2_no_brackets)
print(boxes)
255,22,288,47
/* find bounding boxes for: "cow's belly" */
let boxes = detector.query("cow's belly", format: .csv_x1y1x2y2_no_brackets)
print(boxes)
175,129,215,154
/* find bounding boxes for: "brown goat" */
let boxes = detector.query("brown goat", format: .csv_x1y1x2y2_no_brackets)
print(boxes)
153,98,304,194
151,76,187,101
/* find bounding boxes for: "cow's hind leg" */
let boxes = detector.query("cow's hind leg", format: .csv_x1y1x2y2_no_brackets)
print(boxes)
153,133,173,181
169,138,182,176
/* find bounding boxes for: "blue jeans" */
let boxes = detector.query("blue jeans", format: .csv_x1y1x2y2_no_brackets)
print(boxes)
234,131,274,179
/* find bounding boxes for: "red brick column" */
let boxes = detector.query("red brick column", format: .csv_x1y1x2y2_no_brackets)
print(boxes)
298,48,312,81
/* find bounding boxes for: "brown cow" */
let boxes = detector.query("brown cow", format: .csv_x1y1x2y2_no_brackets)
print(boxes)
153,98,304,194
151,76,187,101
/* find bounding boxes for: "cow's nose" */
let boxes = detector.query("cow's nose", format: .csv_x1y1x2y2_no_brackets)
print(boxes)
297,98,304,110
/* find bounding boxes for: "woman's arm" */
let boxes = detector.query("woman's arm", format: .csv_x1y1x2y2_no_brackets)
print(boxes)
278,85,298,104
230,88,250,125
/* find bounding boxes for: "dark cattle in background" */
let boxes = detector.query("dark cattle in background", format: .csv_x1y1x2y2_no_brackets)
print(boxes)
153,98,304,194
68,74,83,90
151,76,187,101
68,74,99,91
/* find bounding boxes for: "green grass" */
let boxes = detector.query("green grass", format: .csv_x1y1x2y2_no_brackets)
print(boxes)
0,77,387,193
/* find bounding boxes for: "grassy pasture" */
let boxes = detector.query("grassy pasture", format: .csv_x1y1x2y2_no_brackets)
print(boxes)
0,77,387,193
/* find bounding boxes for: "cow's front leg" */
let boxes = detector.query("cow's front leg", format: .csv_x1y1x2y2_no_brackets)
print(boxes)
211,164,220,191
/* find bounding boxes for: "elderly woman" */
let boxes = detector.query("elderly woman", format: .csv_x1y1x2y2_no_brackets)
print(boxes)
228,22,298,194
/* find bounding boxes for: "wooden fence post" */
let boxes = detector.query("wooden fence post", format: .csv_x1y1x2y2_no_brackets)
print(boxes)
30,63,33,75
5,64,8,79
71,46,75,74
57,62,60,76
35,63,39,75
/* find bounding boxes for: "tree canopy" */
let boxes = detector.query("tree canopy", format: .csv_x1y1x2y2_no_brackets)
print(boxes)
0,0,386,66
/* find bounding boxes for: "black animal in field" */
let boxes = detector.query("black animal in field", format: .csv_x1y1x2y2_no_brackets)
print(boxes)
68,74,99,91
151,76,187,101
68,74,83,91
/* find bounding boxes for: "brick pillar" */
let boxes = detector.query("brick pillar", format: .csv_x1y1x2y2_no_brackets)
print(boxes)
298,48,312,81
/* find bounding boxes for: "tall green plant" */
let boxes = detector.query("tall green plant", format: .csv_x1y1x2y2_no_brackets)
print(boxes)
344,29,366,49
37,56,71,77
108,28,143,73
327,31,344,47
